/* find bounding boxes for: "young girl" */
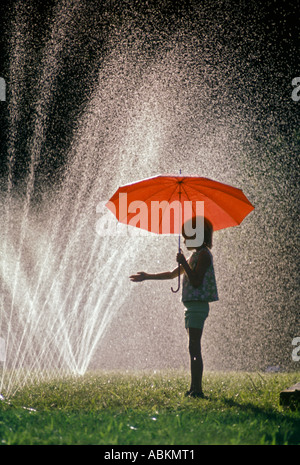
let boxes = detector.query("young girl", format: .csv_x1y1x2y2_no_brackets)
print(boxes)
130,216,218,398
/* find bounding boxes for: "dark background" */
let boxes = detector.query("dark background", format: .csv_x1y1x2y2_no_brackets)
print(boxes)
0,0,299,186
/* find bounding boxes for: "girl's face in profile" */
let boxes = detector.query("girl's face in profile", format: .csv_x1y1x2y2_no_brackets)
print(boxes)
183,237,196,251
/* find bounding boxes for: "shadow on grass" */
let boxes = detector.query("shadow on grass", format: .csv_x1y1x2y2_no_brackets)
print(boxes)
218,396,300,444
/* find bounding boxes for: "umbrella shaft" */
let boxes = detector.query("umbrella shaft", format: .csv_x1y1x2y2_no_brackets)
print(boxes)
178,182,181,252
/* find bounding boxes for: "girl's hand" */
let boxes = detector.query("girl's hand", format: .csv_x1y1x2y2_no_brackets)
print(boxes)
176,251,187,265
129,272,148,282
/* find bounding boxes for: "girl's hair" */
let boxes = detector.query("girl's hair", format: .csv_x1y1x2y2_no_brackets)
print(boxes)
182,216,213,249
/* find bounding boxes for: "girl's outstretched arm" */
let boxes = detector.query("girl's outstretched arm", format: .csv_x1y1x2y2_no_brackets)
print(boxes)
130,266,184,282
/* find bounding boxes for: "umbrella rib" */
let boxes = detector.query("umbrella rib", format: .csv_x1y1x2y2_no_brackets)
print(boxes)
180,183,198,217
118,180,179,223
157,182,180,233
186,179,253,204
183,182,253,222
124,179,176,203
186,183,236,217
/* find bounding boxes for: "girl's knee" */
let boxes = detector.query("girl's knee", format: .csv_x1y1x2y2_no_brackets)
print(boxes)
187,328,203,356
189,339,201,357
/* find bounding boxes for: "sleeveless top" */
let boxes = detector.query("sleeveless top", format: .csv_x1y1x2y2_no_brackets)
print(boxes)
181,247,219,303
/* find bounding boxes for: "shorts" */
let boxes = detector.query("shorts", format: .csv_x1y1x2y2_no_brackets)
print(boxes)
183,301,209,329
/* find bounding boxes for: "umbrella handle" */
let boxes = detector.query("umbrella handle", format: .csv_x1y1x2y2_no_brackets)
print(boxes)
171,264,181,293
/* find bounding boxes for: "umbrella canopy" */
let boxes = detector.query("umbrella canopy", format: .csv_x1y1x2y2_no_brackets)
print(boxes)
106,174,254,235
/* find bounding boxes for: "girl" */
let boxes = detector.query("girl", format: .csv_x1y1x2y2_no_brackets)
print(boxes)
130,216,218,398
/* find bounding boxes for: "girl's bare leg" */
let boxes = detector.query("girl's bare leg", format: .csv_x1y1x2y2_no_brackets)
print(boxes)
188,327,204,395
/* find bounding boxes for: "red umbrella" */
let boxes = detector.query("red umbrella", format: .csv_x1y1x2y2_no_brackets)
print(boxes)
106,174,254,291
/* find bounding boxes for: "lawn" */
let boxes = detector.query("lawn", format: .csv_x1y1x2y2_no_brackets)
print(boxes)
0,371,299,445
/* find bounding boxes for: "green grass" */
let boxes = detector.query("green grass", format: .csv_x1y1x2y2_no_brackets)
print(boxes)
0,371,299,445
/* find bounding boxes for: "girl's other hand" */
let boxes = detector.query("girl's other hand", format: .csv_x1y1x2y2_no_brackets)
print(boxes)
129,272,148,282
176,251,187,265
